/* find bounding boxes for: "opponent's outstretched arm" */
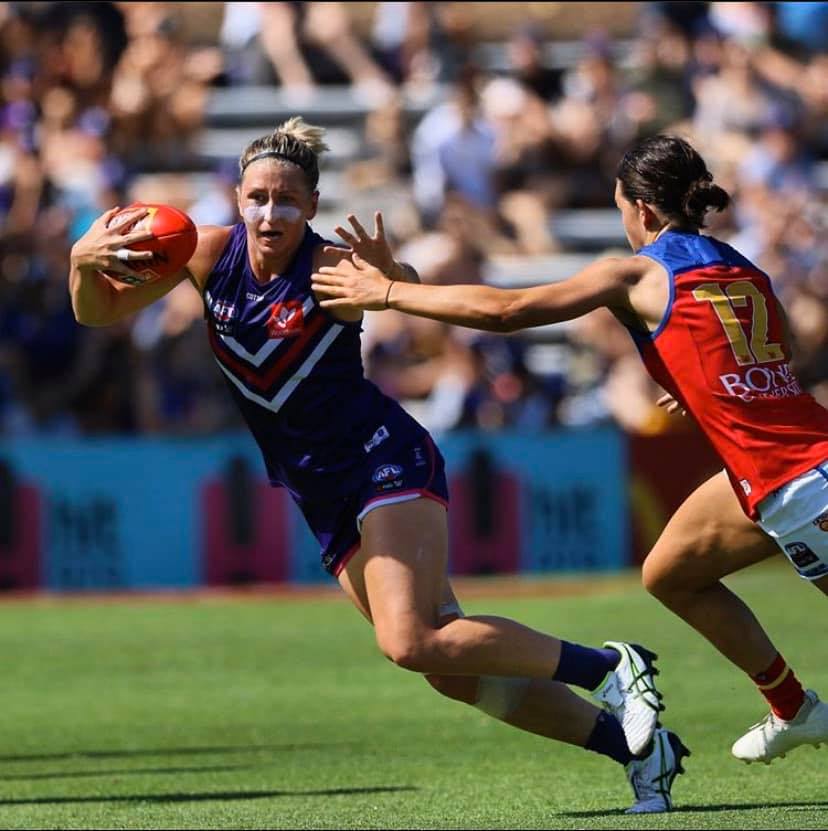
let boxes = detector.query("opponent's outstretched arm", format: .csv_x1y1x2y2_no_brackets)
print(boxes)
312,253,639,333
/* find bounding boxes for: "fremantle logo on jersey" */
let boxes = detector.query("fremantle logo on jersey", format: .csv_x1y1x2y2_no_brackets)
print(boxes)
267,300,304,338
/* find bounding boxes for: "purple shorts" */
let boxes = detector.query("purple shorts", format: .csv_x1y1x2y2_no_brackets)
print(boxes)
299,434,449,576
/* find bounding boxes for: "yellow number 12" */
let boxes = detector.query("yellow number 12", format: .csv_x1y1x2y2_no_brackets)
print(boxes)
692,281,784,366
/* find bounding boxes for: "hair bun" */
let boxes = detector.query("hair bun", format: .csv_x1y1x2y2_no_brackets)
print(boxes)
683,173,729,224
617,135,732,229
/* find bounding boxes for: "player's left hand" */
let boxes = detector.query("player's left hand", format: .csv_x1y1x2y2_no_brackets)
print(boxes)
312,254,391,312
324,212,396,275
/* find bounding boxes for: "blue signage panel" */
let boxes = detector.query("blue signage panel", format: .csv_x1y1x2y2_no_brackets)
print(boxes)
439,427,628,573
1,426,627,590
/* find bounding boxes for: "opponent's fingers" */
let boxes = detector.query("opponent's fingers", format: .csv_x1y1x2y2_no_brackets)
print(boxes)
334,226,358,247
351,253,382,274
351,252,376,269
321,244,350,258
318,297,353,309
374,211,385,239
311,273,346,288
312,283,348,298
316,264,355,276
656,393,674,407
347,213,369,240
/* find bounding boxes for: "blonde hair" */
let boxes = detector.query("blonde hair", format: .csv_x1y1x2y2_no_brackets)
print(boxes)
238,116,330,190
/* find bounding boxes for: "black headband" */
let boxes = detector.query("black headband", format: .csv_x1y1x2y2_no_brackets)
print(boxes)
240,150,309,174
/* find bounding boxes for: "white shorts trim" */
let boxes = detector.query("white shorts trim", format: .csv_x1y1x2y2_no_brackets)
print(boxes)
756,461,828,581
355,489,447,533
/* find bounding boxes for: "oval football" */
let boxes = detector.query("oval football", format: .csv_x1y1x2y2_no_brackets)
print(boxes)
107,202,198,281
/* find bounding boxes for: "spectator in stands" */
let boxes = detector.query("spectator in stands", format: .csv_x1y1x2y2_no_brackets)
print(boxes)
410,65,498,224
110,3,218,169
219,2,395,104
506,23,563,103
482,75,562,254
621,17,694,136
691,37,781,142
1,0,826,438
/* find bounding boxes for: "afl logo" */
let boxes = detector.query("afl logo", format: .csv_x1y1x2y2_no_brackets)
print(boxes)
213,301,236,323
812,512,828,532
372,464,403,485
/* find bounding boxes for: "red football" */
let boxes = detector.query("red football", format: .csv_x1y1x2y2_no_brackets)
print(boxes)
105,202,198,282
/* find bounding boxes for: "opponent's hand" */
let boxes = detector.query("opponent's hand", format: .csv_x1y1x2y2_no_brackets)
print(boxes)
323,211,396,276
657,392,687,416
69,206,156,285
312,254,392,312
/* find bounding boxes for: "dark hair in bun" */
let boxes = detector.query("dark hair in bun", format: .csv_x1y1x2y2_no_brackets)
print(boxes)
617,135,730,228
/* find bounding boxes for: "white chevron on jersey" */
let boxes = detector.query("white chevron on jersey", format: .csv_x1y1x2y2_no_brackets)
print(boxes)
207,294,316,367
216,323,344,413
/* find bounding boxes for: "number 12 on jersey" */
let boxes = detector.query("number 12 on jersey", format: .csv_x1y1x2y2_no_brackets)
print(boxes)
692,281,785,367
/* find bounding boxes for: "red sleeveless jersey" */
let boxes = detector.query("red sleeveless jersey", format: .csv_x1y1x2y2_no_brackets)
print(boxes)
630,231,828,518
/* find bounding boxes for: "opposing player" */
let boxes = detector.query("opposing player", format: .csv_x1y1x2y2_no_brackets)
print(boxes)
312,133,828,765
68,117,689,814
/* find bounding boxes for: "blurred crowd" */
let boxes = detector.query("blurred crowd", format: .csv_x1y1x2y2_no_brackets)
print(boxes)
0,1,826,438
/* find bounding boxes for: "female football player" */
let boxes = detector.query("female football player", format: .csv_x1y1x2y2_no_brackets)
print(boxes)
312,133,828,765
68,117,687,814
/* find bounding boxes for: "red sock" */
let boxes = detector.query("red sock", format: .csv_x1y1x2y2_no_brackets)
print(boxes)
751,653,806,721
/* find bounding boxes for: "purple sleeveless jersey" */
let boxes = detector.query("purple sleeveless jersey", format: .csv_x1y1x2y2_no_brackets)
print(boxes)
204,223,449,574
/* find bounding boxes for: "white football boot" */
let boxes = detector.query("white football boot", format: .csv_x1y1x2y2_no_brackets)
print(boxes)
731,689,828,763
626,727,690,814
592,642,664,756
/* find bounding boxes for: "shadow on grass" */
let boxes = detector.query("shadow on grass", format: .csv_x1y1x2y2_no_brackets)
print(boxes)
0,786,416,807
0,742,351,763
558,800,828,818
0,763,259,781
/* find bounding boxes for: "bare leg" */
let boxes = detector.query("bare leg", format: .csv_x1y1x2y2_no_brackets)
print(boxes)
349,499,567,678
642,471,781,676
259,3,315,89
425,673,601,747
337,500,603,745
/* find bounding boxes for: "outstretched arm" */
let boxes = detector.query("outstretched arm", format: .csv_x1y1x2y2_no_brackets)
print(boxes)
312,255,639,333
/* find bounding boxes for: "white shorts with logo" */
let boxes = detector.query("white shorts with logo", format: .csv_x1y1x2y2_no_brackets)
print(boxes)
755,461,828,581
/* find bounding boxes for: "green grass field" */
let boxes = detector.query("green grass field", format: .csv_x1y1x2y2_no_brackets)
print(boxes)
0,559,825,830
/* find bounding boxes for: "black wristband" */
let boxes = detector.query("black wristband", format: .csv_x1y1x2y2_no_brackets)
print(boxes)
384,280,395,309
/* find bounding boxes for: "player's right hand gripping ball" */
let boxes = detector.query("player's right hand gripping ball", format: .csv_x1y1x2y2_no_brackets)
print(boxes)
106,202,198,282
